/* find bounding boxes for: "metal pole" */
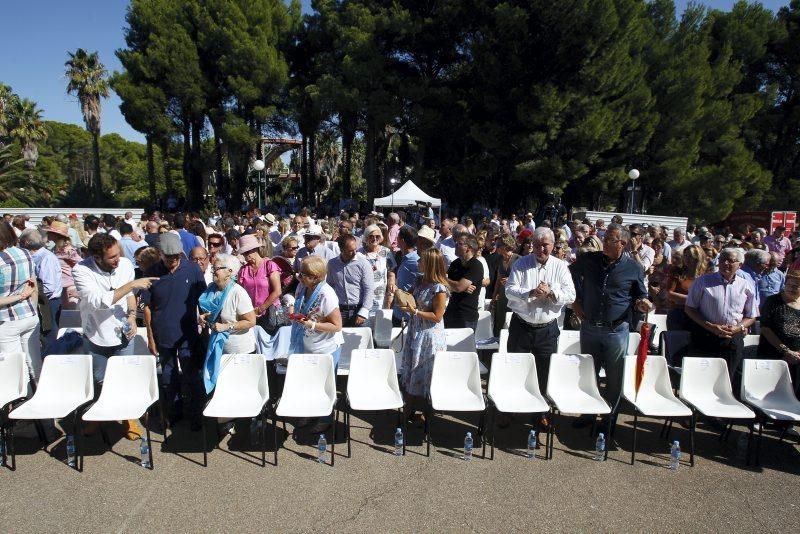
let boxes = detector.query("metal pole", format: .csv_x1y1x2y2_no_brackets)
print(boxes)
630,179,635,214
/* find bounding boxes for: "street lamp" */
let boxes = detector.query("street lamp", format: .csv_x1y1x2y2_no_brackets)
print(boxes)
390,177,400,210
252,159,265,210
628,168,639,214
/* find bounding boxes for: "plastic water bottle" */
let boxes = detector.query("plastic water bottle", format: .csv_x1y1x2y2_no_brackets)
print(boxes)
66,435,76,467
527,430,537,460
140,437,151,469
394,427,403,456
317,434,327,464
595,433,605,461
669,440,681,470
463,432,473,461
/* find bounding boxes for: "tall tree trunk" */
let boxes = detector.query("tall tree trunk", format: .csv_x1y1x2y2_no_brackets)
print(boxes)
146,135,156,205
365,119,376,205
189,119,203,209
308,132,317,208
181,118,190,196
342,128,354,199
300,134,308,207
92,131,102,201
160,137,173,194
210,121,226,204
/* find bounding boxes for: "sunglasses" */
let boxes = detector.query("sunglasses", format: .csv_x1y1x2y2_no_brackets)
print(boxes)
208,242,223,248
212,266,231,273
298,272,315,278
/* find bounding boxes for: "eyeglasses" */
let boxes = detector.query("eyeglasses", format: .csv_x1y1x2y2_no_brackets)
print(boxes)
720,258,741,264
298,272,315,279
190,256,207,262
367,234,383,240
212,266,231,273
285,246,299,251
208,242,223,248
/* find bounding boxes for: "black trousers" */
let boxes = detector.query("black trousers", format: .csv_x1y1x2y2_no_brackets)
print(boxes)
507,315,559,393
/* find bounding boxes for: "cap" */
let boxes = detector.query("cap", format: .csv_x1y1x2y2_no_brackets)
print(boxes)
159,232,183,256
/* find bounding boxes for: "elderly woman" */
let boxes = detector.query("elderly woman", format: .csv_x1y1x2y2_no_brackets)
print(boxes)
759,270,800,387
359,224,397,326
47,220,83,310
398,248,450,421
237,234,284,335
289,256,343,365
198,253,257,392
0,222,40,378
490,234,520,336
665,245,706,330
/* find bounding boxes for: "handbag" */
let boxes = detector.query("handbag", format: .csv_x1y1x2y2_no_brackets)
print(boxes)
393,288,416,310
258,304,288,336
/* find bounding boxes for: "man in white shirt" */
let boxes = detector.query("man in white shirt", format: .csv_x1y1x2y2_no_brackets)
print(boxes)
668,226,690,254
436,221,462,268
72,233,158,439
506,227,576,397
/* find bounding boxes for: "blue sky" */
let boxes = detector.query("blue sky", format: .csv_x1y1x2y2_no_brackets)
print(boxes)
0,0,789,143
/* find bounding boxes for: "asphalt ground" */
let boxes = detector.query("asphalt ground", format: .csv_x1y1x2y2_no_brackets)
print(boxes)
2,404,799,533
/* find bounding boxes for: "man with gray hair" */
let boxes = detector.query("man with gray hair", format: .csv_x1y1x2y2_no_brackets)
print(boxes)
506,227,576,396
19,228,63,343
668,227,690,254
685,247,757,387
740,249,784,314
444,233,483,330
436,219,458,267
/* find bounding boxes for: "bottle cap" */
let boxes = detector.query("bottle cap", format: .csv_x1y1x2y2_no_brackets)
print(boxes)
598,433,604,438
396,428,402,432
466,432,472,437
673,440,679,445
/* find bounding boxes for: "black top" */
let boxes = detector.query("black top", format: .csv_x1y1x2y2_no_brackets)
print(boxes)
444,256,484,325
571,251,647,324
758,293,800,357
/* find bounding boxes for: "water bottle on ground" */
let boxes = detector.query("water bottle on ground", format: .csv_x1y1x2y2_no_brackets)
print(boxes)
394,428,403,456
594,433,605,461
140,437,151,469
66,435,76,467
317,434,327,464
463,432,473,461
527,430,537,460
669,440,681,470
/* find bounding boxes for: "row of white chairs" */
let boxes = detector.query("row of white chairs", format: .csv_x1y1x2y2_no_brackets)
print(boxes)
4,347,800,470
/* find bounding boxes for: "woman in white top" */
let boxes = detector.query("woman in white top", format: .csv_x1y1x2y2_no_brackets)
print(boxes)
358,224,396,326
290,255,343,365
201,253,257,354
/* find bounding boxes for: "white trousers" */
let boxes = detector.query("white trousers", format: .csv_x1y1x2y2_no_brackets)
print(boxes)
0,315,42,380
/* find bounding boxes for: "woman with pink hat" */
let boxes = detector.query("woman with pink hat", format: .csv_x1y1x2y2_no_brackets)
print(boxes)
237,234,285,335
47,220,83,310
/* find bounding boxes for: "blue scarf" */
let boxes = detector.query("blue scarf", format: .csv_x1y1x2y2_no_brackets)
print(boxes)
289,281,327,355
199,280,235,393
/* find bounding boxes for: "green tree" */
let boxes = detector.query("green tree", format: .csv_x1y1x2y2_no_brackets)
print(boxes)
65,48,110,201
7,98,48,168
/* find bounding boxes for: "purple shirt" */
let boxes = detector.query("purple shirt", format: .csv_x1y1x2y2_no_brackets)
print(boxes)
764,235,792,261
686,271,758,325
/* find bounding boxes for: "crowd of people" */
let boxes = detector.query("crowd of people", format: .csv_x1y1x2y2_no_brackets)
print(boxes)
1,206,799,440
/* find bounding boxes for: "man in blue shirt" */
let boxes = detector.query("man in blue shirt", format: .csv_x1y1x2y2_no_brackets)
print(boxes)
740,249,785,314
119,223,147,267
142,232,207,431
393,225,420,326
571,223,653,427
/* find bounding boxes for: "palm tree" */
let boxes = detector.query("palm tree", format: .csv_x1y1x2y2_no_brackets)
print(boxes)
0,143,35,205
65,49,108,200
7,98,48,168
0,83,18,145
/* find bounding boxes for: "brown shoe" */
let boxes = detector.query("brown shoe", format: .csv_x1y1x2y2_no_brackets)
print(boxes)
123,419,143,441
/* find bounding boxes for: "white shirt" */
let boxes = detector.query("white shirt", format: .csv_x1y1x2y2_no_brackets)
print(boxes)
505,254,576,325
218,283,256,354
72,256,136,347
632,244,655,272
477,255,489,305
668,239,690,253
294,283,344,355
437,236,457,268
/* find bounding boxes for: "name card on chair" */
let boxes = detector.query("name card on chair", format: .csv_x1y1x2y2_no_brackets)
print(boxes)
699,359,709,370
303,354,319,365
505,354,521,364
125,356,141,366
567,355,581,366
450,353,462,360
234,355,251,365
364,350,381,359
59,356,76,365
757,361,772,371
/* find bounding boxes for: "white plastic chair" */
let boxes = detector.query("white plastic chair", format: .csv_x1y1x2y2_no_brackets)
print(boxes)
373,309,393,349
59,309,82,328
10,354,94,471
741,359,800,465
445,328,489,374
82,355,161,470
487,353,551,459
427,351,486,458
627,333,642,355
649,314,668,351
622,355,693,465
743,334,761,361
275,353,338,465
557,310,566,329
498,329,509,353
556,330,581,355
546,353,611,460
475,310,494,340
338,327,374,376
680,357,755,463
0,352,28,470
201,354,273,467
504,311,512,329
346,349,404,457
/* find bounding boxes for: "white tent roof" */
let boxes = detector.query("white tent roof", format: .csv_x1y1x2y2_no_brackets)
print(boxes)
373,180,441,208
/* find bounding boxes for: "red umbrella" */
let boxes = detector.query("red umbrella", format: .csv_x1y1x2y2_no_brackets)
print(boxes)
635,313,650,400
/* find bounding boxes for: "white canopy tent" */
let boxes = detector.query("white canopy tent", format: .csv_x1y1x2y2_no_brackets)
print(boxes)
373,180,441,209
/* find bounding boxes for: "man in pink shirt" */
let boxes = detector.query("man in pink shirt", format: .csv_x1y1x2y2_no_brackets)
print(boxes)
764,226,792,266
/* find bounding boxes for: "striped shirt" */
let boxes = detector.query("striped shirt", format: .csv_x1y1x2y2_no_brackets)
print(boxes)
0,246,37,321
686,271,758,325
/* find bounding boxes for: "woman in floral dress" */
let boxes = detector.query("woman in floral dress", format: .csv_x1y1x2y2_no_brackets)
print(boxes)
398,248,450,419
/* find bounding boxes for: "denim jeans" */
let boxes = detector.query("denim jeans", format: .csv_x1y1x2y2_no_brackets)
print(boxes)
158,345,204,419
83,336,134,383
580,322,630,412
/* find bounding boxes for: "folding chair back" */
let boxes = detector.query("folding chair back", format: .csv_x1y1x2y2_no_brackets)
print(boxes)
83,355,159,421
743,334,760,360
623,355,679,404
556,330,581,355
11,354,93,419
373,309,393,349
0,352,27,408
277,353,336,417
680,357,736,403
627,333,642,355
339,327,374,374
203,354,269,418
445,328,477,352
741,359,797,410
546,353,609,415
475,311,493,341
488,352,542,402
348,349,402,410
430,351,484,411
498,329,509,353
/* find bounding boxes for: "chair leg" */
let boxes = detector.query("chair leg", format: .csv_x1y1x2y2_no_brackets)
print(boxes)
630,412,638,465
490,406,496,461
425,406,432,458
605,415,614,461
100,425,111,448
260,409,266,468
34,420,47,450
479,409,486,460
756,416,764,467
659,418,669,438
665,419,674,441
330,408,337,467
346,409,351,459
689,413,695,467
746,422,754,466
272,414,279,466
202,417,208,467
